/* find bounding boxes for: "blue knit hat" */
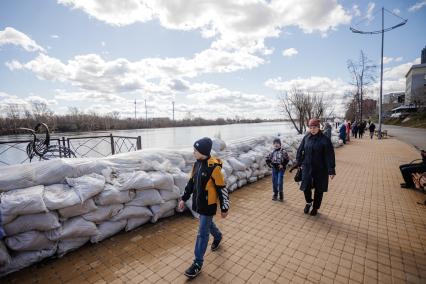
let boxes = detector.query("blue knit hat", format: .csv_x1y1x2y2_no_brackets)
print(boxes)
194,137,212,156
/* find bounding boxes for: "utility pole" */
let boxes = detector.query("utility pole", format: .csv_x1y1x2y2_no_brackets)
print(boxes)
144,99,148,123
350,7,407,139
172,101,175,122
134,99,136,119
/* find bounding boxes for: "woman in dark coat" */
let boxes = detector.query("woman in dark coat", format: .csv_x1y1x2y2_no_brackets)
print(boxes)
296,118,336,216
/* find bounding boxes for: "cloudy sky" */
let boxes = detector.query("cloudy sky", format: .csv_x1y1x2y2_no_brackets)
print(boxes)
0,0,425,120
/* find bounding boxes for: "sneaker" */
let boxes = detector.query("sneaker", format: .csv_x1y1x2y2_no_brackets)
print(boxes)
400,183,410,189
184,262,202,278
279,193,284,202
211,238,222,251
304,203,312,214
310,208,318,216
272,194,278,201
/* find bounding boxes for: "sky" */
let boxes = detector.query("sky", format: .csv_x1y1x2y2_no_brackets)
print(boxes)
0,0,425,120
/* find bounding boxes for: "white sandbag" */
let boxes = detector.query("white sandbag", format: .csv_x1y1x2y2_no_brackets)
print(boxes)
4,212,61,236
161,152,186,169
212,138,226,152
0,241,11,267
159,186,181,202
0,248,56,277
150,200,177,223
226,175,237,186
127,189,163,207
90,220,127,243
258,174,265,179
115,171,153,191
125,216,151,231
46,217,99,241
172,172,189,194
111,205,153,221
161,209,175,219
0,185,47,217
66,173,105,202
5,231,57,251
248,177,258,183
82,204,123,224
238,153,255,168
237,179,247,188
222,161,233,177
251,163,259,169
252,170,260,177
229,183,238,192
235,171,247,179
185,198,199,219
150,172,174,190
58,199,98,219
94,184,135,205
43,184,81,210
245,169,253,179
57,237,89,257
227,157,246,171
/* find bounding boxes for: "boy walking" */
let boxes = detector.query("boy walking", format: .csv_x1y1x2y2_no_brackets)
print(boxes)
178,137,230,279
266,138,289,201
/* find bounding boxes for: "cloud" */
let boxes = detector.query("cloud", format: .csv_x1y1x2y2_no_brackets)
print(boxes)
0,92,57,113
382,56,404,64
383,58,420,80
282,48,298,57
50,34,60,39
392,8,401,15
352,5,361,16
365,2,376,21
408,0,426,12
0,27,45,52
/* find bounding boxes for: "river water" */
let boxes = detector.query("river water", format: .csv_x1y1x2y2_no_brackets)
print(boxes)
0,121,297,165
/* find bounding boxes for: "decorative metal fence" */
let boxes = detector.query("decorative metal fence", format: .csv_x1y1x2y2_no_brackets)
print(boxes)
0,134,142,166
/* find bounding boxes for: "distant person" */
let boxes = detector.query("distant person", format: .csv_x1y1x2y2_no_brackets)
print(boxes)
346,121,351,142
266,138,289,201
400,150,426,189
358,121,366,139
295,119,336,216
369,122,376,139
323,122,332,140
339,123,347,144
352,122,359,139
334,118,339,129
179,137,229,279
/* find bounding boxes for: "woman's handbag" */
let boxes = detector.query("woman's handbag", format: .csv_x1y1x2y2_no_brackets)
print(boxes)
294,167,302,182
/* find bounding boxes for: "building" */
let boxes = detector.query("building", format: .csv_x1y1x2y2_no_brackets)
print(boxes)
383,92,405,114
405,62,426,106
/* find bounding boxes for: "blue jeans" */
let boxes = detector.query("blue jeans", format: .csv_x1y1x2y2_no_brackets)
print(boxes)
194,214,222,266
272,168,284,194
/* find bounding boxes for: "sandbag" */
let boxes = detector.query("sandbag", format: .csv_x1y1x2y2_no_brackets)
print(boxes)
46,217,99,241
0,248,56,277
229,183,238,192
237,179,247,188
150,200,177,223
66,173,105,202
90,220,127,243
82,204,123,224
184,199,199,219
235,171,247,179
226,175,237,185
57,237,89,257
0,185,47,217
245,169,253,179
222,161,233,177
43,184,81,210
160,152,186,169
94,184,135,206
0,241,11,267
125,216,151,232
115,171,153,191
58,199,97,219
159,186,180,202
4,212,61,236
248,177,258,183
227,157,246,171
212,137,226,152
5,231,57,251
111,206,153,221
150,172,174,190
127,189,163,207
238,154,255,168
172,172,189,194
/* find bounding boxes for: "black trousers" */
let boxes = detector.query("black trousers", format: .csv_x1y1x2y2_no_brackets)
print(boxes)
399,163,426,188
304,189,324,209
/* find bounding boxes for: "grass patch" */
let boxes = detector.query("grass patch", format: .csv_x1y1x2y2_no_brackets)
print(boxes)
384,112,426,128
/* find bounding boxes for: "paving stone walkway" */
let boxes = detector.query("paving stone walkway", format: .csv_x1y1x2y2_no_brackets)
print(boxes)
3,137,426,283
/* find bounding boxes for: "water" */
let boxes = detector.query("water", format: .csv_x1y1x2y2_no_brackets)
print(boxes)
0,121,296,165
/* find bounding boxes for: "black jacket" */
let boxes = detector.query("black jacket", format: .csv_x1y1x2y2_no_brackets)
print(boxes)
181,157,229,216
296,132,336,192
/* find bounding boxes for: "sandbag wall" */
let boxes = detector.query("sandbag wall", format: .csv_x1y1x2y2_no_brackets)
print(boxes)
0,133,342,276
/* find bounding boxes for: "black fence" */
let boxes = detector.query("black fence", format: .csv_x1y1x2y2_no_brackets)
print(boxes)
0,134,142,166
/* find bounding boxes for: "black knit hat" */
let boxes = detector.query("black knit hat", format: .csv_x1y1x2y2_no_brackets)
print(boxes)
273,138,281,145
194,137,212,156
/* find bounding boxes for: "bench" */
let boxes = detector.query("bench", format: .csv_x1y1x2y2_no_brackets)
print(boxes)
374,130,388,138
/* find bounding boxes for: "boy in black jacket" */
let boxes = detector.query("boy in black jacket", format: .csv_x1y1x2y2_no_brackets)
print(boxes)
178,137,229,279
266,138,289,201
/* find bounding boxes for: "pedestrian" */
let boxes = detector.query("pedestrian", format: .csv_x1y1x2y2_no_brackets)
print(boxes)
369,122,376,139
178,137,230,279
295,119,336,216
266,138,289,201
323,122,332,140
339,123,347,144
358,121,366,139
352,122,359,139
346,121,351,142
399,150,426,189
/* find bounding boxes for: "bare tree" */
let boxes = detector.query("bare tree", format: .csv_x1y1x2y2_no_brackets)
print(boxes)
347,50,377,121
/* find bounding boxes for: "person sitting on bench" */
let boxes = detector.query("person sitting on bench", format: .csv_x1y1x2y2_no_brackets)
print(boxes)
400,150,426,189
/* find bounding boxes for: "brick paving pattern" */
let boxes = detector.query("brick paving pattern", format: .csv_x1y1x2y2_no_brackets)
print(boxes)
3,137,426,283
